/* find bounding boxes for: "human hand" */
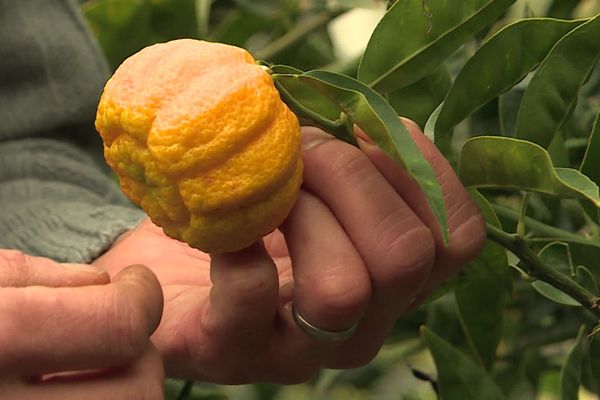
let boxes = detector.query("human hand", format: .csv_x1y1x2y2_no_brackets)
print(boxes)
94,120,486,384
0,251,164,399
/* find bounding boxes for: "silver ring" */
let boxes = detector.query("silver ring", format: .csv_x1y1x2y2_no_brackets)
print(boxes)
291,303,358,341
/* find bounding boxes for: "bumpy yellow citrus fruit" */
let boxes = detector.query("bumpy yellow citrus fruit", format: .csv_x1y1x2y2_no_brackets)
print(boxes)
95,39,302,254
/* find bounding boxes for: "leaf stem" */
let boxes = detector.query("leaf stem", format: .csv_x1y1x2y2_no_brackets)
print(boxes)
254,10,344,61
486,223,600,317
493,204,600,248
273,79,357,145
176,380,194,400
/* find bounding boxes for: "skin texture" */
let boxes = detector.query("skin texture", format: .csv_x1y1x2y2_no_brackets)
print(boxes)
93,121,487,384
0,253,164,399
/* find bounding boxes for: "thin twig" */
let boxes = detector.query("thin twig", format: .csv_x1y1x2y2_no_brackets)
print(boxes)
254,10,344,61
492,204,600,248
486,223,600,317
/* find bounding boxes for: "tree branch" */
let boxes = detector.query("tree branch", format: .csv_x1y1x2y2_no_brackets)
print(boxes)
486,223,600,317
492,204,600,248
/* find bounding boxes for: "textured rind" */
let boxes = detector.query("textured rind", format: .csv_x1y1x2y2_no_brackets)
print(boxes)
96,39,303,254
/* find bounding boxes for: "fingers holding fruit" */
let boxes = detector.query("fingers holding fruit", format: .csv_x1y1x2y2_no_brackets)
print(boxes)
93,38,486,383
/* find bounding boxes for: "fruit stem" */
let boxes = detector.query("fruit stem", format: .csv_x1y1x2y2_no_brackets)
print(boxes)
274,80,357,146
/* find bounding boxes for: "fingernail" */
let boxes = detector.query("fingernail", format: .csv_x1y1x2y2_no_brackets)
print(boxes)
62,263,107,275
355,129,374,145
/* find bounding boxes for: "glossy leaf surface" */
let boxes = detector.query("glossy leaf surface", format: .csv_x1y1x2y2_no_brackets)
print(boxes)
455,191,510,370
532,242,580,306
358,0,516,93
386,67,451,128
515,13,600,147
459,136,600,207
436,18,583,139
421,327,507,400
560,326,587,400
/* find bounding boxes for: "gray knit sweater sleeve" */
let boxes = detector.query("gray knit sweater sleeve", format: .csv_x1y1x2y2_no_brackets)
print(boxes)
0,0,145,263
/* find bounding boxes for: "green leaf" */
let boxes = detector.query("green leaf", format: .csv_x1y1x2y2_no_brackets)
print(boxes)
515,13,600,148
455,191,510,370
548,131,570,168
421,327,507,400
532,242,580,306
547,0,580,18
560,326,587,400
358,0,517,93
274,70,449,243
580,112,600,223
575,265,598,294
386,67,451,128
271,65,343,122
435,18,583,140
459,136,600,207
588,334,600,396
531,281,580,306
498,88,524,136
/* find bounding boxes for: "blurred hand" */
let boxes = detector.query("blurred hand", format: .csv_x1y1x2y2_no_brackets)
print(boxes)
94,119,486,384
0,251,164,399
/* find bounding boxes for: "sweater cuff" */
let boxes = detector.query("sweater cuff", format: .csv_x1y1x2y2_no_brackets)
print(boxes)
1,191,146,263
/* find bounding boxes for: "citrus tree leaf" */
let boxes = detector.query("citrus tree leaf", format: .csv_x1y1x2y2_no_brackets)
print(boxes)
274,70,449,243
575,265,598,294
498,88,524,136
455,190,511,370
560,326,587,400
271,65,344,122
515,13,600,148
459,136,600,207
580,112,600,223
531,281,581,306
587,334,600,397
421,327,507,400
358,0,517,93
387,67,451,128
435,18,584,141
532,242,580,306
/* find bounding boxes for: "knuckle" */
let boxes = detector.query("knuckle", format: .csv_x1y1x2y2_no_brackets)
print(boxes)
226,270,275,307
329,145,376,185
0,250,29,286
451,213,487,262
312,275,371,319
379,225,435,283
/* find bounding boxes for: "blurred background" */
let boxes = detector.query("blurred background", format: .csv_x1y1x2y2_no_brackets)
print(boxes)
80,1,600,399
